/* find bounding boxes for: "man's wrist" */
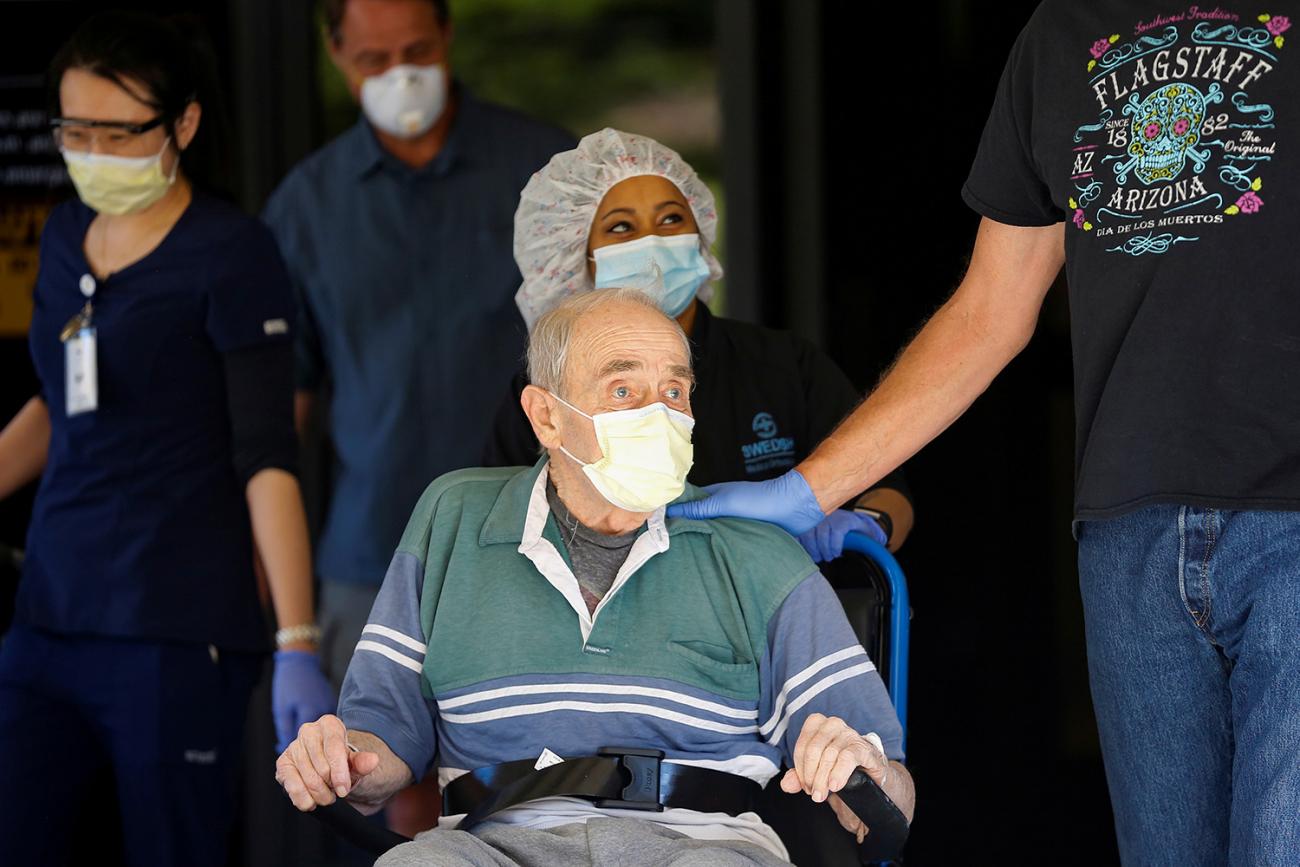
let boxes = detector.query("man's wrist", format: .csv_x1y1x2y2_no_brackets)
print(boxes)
793,459,834,513
343,730,407,811
880,760,915,823
863,732,889,788
853,506,893,543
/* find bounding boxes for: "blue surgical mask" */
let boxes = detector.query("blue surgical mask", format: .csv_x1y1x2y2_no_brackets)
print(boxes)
591,233,711,318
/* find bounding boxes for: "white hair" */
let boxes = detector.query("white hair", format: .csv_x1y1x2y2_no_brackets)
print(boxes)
526,288,692,397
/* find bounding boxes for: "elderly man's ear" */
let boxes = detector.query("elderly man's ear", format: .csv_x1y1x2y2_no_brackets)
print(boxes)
521,385,564,450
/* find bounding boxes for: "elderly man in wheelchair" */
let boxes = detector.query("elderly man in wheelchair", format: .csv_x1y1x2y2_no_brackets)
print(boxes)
275,289,916,866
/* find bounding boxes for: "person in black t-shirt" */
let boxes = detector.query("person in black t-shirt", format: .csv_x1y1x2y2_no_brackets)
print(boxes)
486,128,914,556
671,3,1300,863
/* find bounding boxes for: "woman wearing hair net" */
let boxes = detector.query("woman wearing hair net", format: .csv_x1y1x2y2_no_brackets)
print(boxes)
485,129,914,559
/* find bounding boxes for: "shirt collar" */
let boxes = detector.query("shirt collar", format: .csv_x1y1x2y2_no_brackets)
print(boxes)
479,456,713,547
350,80,478,181
490,460,676,645
349,115,386,179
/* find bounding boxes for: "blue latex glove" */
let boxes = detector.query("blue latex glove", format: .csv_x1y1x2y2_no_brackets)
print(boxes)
666,469,826,535
272,650,337,754
796,509,887,563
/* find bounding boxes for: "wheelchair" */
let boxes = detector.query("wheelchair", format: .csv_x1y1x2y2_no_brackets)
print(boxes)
312,532,912,865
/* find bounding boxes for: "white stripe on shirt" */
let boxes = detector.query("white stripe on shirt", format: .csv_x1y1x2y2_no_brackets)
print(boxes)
355,639,423,673
439,682,758,720
441,699,762,735
759,645,870,736
361,623,427,655
765,661,876,745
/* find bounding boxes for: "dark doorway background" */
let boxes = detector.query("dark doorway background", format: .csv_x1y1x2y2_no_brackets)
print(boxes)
817,6,1115,863
0,0,1117,863
722,2,1111,859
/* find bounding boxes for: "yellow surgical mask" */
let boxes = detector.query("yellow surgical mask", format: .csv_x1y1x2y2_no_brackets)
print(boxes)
61,137,177,216
552,393,695,513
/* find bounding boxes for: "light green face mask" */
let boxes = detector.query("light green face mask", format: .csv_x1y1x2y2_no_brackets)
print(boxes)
61,137,177,215
551,392,695,513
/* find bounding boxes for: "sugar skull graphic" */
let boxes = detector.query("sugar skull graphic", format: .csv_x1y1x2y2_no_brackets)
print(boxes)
1113,82,1223,185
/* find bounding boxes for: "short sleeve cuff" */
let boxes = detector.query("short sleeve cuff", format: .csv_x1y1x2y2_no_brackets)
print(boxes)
339,706,433,783
217,328,294,355
294,367,322,392
961,184,1062,228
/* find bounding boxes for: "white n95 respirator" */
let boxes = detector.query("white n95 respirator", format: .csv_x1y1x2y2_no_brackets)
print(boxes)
360,63,447,139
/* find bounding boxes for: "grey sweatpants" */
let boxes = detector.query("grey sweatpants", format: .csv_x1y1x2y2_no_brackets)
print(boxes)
374,817,791,866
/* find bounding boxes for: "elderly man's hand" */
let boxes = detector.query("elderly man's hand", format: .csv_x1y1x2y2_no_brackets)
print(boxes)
779,713,893,841
275,714,379,812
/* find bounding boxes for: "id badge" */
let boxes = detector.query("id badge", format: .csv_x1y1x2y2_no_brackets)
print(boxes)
65,326,98,416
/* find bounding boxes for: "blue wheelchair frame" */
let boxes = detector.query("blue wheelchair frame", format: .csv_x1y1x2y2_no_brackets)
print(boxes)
752,531,912,865
841,532,910,744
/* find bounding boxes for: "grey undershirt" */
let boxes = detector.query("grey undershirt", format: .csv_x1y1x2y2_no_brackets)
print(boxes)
546,482,638,614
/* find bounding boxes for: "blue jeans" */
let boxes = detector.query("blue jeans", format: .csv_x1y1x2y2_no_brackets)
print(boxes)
1078,505,1300,866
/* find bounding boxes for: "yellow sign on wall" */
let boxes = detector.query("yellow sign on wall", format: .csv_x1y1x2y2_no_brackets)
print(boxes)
0,202,47,337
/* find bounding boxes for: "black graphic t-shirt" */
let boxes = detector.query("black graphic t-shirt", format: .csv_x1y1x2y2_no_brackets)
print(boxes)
964,0,1300,520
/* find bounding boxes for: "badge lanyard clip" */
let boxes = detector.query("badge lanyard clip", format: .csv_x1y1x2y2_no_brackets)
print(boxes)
63,273,99,416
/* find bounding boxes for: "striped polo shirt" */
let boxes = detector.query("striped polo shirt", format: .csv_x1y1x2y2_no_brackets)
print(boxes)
338,459,903,857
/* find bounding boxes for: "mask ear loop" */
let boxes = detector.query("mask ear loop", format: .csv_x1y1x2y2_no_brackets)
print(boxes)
557,444,590,469
548,391,594,421
548,391,601,469
159,136,181,184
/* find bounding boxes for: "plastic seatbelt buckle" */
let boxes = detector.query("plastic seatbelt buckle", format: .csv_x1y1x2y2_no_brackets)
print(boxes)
594,746,665,811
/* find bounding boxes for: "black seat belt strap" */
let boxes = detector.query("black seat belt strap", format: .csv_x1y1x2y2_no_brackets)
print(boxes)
446,747,760,833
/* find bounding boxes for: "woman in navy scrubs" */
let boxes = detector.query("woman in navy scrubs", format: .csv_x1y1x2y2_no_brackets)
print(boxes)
0,13,333,865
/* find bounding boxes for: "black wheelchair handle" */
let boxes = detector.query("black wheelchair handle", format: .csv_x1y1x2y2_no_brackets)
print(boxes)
838,768,910,863
314,799,412,856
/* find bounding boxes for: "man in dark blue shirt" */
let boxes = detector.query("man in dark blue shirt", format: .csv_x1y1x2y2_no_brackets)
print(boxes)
261,0,573,757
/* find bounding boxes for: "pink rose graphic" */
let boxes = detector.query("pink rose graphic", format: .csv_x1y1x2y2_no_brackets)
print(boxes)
1265,15,1291,36
1236,191,1264,213
1090,37,1111,58
1073,208,1086,228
